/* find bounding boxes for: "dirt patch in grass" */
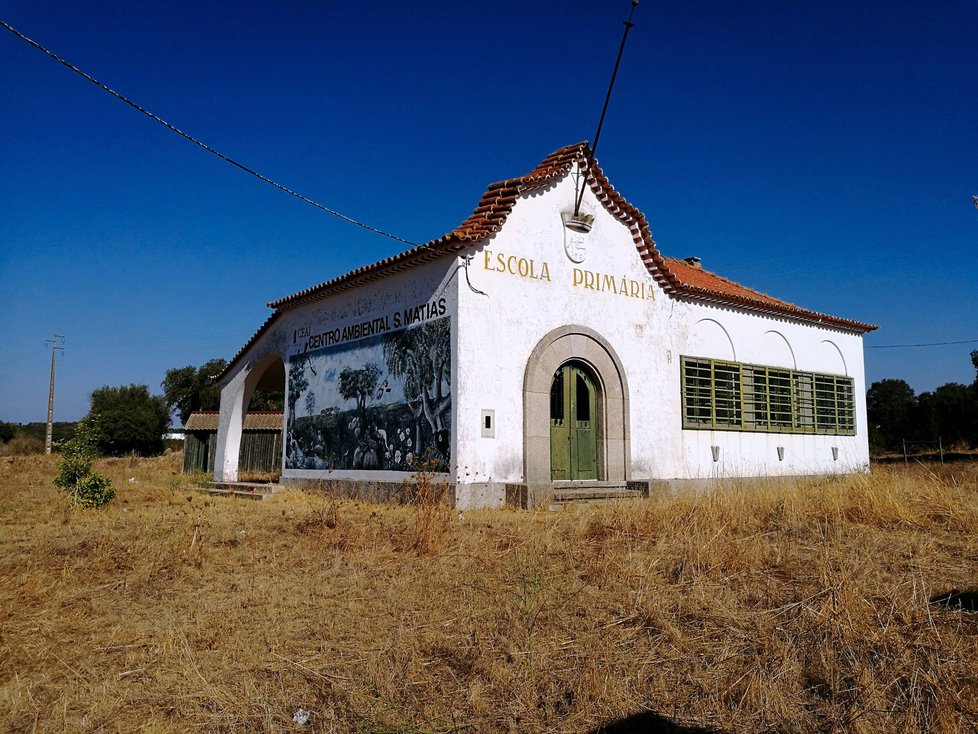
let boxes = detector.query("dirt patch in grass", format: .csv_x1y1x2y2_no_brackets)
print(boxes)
1,455,976,732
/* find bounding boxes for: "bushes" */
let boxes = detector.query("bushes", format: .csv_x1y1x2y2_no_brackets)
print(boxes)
0,436,45,456
53,418,115,508
71,473,116,508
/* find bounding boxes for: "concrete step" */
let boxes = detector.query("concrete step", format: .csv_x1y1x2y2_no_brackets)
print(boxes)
549,484,646,510
197,482,283,501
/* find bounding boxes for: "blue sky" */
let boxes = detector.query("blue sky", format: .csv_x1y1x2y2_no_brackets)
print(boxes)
2,1,976,425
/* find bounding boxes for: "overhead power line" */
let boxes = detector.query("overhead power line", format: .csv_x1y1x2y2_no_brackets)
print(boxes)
867,339,978,349
0,18,418,247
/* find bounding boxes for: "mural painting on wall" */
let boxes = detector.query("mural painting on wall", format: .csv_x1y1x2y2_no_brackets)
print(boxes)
285,316,451,472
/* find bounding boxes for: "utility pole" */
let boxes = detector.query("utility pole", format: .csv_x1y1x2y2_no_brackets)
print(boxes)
45,333,64,454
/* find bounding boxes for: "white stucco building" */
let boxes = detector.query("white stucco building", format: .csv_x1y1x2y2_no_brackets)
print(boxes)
215,143,876,508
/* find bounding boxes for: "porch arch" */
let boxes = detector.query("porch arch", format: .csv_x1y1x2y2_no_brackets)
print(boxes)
523,326,629,485
214,352,285,482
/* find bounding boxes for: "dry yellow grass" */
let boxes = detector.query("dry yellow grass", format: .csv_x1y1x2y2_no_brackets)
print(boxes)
1,454,977,733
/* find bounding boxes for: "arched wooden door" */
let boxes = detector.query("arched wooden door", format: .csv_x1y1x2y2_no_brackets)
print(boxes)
550,362,598,481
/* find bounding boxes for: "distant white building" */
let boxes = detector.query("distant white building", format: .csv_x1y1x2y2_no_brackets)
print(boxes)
214,143,876,508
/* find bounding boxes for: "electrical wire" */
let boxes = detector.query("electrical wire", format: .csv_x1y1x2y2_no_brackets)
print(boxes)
867,339,978,349
0,18,419,247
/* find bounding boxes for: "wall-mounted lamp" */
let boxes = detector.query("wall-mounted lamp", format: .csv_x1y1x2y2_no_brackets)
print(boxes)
777,446,785,462
831,446,839,461
711,445,720,463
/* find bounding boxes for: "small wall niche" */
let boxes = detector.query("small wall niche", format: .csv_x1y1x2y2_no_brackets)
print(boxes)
481,410,495,438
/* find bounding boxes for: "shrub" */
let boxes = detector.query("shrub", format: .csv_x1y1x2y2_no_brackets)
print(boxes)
404,452,451,554
72,473,116,508
0,436,45,456
53,418,115,508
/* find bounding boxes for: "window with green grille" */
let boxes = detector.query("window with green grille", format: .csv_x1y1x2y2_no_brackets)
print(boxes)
680,358,714,427
681,356,855,436
768,368,794,430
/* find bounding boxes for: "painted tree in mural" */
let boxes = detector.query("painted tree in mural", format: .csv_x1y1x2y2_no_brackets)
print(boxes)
383,319,451,455
338,364,381,430
287,354,310,431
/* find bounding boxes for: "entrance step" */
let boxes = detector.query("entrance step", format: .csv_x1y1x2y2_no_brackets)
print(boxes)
197,481,283,501
549,483,645,510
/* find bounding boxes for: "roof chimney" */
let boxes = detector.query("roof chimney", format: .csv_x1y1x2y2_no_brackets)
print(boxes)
684,256,702,269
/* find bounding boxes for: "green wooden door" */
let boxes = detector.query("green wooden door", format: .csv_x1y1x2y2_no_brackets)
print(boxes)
550,363,598,481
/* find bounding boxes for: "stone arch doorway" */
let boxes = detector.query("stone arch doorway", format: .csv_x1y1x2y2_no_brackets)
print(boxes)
524,326,629,486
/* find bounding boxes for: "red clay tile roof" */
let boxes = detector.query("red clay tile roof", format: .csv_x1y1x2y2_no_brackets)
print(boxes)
661,257,873,330
185,411,283,431
222,142,875,376
265,142,591,311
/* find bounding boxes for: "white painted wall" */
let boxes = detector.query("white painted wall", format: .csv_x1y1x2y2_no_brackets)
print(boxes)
219,164,871,503
673,303,870,479
217,259,459,483
454,164,870,500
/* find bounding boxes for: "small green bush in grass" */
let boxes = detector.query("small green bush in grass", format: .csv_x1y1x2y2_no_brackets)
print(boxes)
53,418,115,508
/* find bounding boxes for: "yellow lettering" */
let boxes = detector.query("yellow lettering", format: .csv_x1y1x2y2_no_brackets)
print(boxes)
602,274,616,293
573,268,583,287
584,271,596,290
629,280,640,298
482,249,552,283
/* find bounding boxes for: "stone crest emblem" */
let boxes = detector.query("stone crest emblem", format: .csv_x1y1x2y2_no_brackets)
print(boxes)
561,211,594,264
565,232,588,263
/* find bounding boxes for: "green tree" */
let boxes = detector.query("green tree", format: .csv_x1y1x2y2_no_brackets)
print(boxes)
162,358,227,425
972,350,978,427
0,421,15,443
866,379,917,453
918,383,978,449
88,384,169,456
163,359,284,426
248,387,285,412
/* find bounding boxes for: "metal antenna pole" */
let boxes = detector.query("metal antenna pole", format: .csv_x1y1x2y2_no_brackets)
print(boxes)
574,0,639,216
45,333,64,454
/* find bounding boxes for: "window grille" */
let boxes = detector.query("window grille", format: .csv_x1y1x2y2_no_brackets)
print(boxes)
681,356,855,436
680,358,714,428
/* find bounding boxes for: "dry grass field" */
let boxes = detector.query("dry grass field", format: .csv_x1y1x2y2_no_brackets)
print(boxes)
1,454,977,733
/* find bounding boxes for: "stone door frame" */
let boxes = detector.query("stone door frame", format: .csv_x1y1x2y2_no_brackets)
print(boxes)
523,325,629,486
